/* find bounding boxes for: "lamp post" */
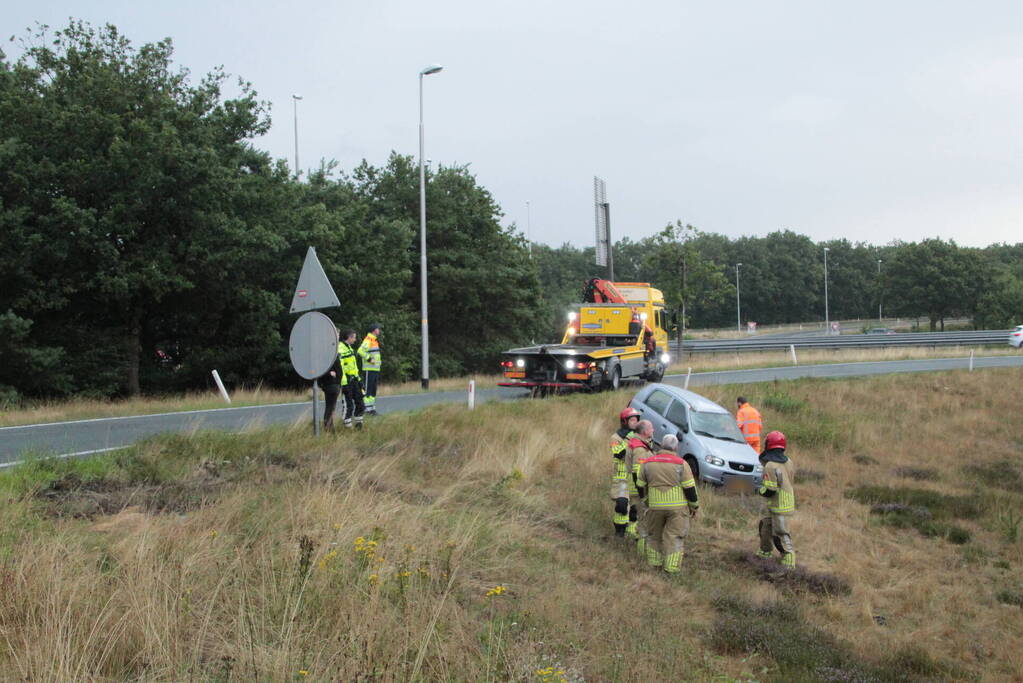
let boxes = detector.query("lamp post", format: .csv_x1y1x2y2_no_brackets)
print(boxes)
419,64,443,390
823,247,830,332
735,263,742,333
526,200,531,255
877,259,883,322
292,94,302,180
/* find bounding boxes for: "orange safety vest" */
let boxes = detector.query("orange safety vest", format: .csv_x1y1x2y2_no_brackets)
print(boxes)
736,402,763,451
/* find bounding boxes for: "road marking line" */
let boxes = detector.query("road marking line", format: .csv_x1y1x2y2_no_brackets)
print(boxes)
0,445,130,469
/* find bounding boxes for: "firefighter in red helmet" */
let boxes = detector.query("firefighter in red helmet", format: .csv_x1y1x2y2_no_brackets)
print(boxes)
610,406,641,537
756,431,797,568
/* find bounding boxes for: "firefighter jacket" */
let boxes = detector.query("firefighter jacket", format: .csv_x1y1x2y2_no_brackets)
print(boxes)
637,450,699,509
338,341,361,386
758,449,795,516
736,402,763,450
626,434,654,497
610,427,635,485
358,332,382,372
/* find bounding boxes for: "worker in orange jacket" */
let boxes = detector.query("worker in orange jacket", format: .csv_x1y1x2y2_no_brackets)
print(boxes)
736,396,763,452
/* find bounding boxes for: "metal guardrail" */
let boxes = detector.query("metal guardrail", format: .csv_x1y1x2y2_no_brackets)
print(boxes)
671,330,1012,354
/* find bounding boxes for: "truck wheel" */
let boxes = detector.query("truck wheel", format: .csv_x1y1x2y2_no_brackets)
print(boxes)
684,455,700,483
609,366,621,391
647,362,665,383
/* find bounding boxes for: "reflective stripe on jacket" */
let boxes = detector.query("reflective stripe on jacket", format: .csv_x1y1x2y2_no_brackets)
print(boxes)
338,341,360,386
358,332,382,371
637,451,698,509
736,403,763,446
760,460,795,515
626,435,654,497
610,429,634,482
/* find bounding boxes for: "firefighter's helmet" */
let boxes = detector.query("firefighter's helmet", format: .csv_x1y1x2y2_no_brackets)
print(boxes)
765,431,787,451
619,406,641,427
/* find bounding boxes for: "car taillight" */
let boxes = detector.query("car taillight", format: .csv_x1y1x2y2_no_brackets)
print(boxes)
501,361,513,368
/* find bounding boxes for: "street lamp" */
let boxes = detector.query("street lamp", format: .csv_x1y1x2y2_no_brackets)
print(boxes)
735,263,742,333
877,259,883,322
823,247,830,332
419,64,443,390
292,94,302,180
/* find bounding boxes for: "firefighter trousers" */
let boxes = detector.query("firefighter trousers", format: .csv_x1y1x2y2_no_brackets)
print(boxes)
644,508,689,572
759,514,794,557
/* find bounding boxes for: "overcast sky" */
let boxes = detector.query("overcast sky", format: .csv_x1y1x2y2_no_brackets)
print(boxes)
6,1,1023,249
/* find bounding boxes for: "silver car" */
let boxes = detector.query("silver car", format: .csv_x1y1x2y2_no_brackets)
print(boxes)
629,383,763,488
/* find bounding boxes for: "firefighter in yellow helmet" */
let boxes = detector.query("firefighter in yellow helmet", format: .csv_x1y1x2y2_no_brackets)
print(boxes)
610,406,641,537
756,430,796,568
636,433,699,573
626,419,655,554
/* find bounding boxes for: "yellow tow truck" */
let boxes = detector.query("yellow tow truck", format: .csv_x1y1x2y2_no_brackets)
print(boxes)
499,279,671,395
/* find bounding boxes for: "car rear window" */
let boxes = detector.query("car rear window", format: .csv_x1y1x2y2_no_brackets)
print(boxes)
644,389,672,416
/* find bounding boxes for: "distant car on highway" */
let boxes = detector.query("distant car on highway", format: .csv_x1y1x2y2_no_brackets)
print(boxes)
1010,325,1023,348
629,383,762,489
866,327,896,335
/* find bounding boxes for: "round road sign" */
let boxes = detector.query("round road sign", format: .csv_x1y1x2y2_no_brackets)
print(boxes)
289,311,339,380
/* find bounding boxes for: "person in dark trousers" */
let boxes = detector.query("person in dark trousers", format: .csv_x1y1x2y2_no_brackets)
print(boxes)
318,354,342,432
338,329,365,429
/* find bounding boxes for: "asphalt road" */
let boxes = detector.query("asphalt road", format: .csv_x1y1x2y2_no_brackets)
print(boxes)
3,355,1022,464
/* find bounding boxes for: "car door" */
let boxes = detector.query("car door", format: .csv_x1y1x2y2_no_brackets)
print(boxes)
636,388,673,444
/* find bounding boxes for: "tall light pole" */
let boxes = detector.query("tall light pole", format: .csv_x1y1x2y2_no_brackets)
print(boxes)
877,259,883,322
419,64,443,390
823,247,830,332
526,200,532,255
735,263,742,333
292,94,302,180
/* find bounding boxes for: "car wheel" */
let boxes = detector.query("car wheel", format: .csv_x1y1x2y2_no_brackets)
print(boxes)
609,366,621,391
684,455,700,482
648,362,665,383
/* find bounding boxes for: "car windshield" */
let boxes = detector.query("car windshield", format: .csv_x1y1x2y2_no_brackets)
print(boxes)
691,410,746,443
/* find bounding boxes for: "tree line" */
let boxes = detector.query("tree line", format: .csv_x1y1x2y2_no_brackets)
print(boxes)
1,21,1020,403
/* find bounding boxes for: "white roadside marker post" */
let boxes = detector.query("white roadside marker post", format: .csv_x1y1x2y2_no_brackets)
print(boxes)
212,370,232,404
790,344,798,366
684,367,692,390
468,379,476,410
969,350,974,372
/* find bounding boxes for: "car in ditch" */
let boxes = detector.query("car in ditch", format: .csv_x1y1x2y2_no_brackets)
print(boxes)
629,383,763,490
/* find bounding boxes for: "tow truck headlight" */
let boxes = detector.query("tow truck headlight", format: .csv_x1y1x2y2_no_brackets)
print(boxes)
567,326,576,336
705,454,725,467
660,353,670,364
565,360,574,369
515,359,525,368
640,312,648,321
568,311,577,321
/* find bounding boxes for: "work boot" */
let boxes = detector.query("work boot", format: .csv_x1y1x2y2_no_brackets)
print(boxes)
636,537,647,559
755,550,773,559
781,552,796,569
663,552,682,574
625,522,638,539
344,419,353,429
613,523,627,538
646,545,663,568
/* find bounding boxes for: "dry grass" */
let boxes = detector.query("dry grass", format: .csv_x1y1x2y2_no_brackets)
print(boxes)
0,370,1021,680
670,344,1021,374
0,376,503,428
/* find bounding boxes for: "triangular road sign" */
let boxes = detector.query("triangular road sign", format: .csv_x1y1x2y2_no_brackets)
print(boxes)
289,246,341,313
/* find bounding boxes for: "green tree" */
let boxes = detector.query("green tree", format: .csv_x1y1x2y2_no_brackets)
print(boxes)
0,21,272,395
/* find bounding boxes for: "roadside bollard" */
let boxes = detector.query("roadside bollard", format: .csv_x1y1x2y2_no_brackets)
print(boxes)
684,367,692,390
468,379,476,410
790,344,797,365
969,350,974,372
211,369,232,404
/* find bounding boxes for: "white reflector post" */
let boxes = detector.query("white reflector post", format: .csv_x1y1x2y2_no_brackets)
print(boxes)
684,367,692,390
468,379,476,410
790,344,797,366
969,350,974,372
212,369,231,404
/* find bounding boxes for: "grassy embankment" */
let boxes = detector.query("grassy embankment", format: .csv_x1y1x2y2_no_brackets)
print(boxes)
4,346,1019,428
1,369,1021,680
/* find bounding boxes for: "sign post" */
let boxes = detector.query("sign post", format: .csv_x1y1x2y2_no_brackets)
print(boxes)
288,247,342,435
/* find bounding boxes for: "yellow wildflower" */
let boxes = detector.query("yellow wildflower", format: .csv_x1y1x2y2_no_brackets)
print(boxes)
209,530,218,539
368,574,380,586
298,670,309,676
485,585,507,597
